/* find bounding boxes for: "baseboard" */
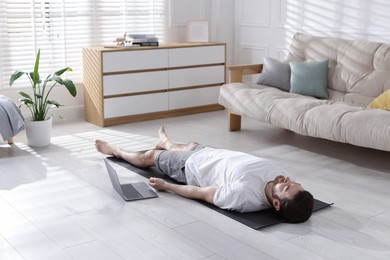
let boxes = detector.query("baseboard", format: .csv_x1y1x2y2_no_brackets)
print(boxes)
21,106,85,122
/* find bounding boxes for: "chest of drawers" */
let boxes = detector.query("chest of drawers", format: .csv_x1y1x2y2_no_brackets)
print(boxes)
83,43,226,126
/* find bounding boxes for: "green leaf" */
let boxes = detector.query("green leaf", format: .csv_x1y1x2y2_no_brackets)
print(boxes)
52,76,77,97
19,98,34,106
47,100,62,108
54,67,72,76
62,79,77,97
29,72,41,85
18,91,33,100
9,71,26,86
32,49,40,87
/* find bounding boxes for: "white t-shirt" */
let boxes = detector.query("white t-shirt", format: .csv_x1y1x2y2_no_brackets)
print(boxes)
184,147,289,212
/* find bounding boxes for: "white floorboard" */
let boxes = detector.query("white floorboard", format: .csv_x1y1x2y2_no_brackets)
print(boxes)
64,240,124,260
1,110,390,259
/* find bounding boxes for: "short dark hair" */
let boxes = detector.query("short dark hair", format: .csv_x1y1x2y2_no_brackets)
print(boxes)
279,190,314,223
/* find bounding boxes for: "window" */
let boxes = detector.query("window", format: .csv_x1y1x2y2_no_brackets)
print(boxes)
0,0,165,88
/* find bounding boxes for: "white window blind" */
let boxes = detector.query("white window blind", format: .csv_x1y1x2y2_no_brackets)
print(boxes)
0,0,165,89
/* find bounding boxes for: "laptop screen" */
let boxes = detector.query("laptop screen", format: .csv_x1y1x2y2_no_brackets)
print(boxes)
103,158,125,196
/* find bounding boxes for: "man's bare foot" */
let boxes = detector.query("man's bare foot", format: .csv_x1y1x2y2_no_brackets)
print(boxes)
155,126,198,151
95,139,120,156
149,177,168,191
155,126,171,150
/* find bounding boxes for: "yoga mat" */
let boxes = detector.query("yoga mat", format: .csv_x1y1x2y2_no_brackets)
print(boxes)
107,156,333,229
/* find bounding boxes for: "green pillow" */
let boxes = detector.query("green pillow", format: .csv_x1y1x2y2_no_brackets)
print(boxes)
289,60,329,99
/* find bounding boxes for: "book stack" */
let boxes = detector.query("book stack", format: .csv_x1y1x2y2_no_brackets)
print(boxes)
129,34,159,46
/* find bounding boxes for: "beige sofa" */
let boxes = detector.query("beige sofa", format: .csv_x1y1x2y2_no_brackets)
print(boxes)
219,33,390,152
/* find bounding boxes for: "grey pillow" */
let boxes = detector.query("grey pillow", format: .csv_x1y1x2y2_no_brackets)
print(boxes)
289,60,329,99
257,57,291,91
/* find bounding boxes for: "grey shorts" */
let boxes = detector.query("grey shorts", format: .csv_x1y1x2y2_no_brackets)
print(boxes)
155,145,205,184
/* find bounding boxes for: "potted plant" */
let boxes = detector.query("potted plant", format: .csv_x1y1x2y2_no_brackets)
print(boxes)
9,49,77,146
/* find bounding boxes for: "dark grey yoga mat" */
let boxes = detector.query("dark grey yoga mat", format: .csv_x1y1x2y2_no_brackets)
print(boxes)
107,156,333,229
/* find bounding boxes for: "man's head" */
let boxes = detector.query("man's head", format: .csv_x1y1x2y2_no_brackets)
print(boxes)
271,175,314,223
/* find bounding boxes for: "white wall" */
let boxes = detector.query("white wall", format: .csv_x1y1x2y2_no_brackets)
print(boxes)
2,0,235,122
164,0,234,65
165,0,210,43
234,0,390,65
6,0,390,121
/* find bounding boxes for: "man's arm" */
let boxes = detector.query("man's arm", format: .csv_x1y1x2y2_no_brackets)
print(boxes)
149,177,217,204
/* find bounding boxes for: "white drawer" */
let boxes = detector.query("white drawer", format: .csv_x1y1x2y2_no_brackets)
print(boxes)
169,86,220,110
102,49,168,73
169,65,225,89
169,46,225,67
104,93,168,118
103,71,168,96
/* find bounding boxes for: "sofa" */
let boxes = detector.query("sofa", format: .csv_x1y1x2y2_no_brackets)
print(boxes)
219,33,390,152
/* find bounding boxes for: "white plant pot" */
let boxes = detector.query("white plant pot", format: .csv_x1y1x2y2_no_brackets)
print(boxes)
25,117,52,147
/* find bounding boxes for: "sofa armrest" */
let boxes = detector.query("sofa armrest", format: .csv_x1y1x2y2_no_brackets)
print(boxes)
228,64,263,83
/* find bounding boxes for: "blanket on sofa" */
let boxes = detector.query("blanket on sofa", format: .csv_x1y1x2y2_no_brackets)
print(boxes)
0,96,24,141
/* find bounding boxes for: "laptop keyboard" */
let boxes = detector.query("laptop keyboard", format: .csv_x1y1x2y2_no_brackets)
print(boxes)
122,184,143,199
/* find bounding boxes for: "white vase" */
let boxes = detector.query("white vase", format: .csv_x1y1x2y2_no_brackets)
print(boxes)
25,117,52,147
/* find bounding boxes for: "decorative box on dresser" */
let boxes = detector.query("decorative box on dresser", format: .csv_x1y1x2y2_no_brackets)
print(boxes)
83,42,226,126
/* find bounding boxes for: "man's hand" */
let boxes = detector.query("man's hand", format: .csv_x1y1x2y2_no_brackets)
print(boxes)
148,177,218,205
149,177,168,191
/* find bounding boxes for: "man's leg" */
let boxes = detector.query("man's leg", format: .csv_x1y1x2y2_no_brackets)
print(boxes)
155,126,198,151
95,139,162,168
95,126,199,168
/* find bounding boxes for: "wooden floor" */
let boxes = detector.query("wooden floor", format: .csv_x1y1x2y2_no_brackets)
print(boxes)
1,110,390,260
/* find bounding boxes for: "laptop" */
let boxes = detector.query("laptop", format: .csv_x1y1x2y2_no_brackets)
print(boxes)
103,158,158,201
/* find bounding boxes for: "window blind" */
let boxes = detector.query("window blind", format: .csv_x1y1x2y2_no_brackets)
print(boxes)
0,0,165,89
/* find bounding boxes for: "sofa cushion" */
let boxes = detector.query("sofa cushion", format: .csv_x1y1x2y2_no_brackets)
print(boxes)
368,89,390,110
257,57,291,91
285,33,390,106
290,60,329,99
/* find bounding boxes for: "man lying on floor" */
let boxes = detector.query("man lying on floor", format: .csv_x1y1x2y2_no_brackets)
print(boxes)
95,126,314,223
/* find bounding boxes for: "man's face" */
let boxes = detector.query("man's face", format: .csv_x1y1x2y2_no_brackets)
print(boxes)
271,175,304,201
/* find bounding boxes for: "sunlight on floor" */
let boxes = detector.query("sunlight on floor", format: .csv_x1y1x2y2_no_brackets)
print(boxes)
0,129,157,193
51,128,156,157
